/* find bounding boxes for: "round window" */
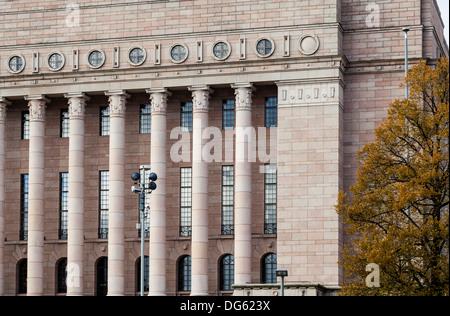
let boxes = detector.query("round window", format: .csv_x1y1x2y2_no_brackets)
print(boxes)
87,50,105,68
212,41,231,61
128,47,146,66
170,44,188,63
255,38,275,58
47,52,65,71
298,34,320,55
8,55,25,74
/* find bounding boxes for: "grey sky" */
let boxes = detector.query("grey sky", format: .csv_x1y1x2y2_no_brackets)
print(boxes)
437,0,449,44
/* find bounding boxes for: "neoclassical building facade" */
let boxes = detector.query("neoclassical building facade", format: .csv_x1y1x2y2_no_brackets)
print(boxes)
0,0,448,296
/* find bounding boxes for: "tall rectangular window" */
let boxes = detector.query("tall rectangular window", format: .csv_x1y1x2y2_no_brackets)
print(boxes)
100,107,110,136
139,104,152,134
59,173,69,240
265,97,278,128
180,167,192,237
181,102,193,132
21,111,30,140
222,100,235,130
20,174,29,241
60,109,70,138
264,164,277,234
99,171,109,239
221,166,234,235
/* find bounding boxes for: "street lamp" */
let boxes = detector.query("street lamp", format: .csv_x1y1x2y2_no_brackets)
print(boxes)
403,27,411,218
131,165,157,296
402,27,410,100
276,269,288,297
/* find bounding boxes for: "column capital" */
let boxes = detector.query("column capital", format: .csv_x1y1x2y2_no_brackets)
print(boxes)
64,92,91,100
146,87,172,95
231,83,255,111
231,82,255,90
0,97,11,105
24,94,50,102
25,95,50,122
65,93,90,119
105,90,130,118
189,85,213,113
146,88,171,115
0,98,11,123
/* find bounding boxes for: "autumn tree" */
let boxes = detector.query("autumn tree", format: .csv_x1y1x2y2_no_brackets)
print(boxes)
336,58,449,296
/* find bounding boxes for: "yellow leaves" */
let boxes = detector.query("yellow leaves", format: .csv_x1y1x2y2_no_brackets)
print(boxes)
336,57,449,296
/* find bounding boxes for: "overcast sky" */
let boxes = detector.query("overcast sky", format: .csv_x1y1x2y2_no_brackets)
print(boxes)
437,0,449,44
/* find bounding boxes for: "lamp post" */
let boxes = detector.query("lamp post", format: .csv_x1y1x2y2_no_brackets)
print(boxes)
402,27,410,100
276,269,288,297
131,165,157,296
403,27,411,218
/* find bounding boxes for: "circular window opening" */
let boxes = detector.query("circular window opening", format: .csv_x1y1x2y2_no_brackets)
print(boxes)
87,50,105,69
255,38,275,58
47,52,65,71
8,55,25,74
212,41,231,61
128,47,146,66
170,44,188,63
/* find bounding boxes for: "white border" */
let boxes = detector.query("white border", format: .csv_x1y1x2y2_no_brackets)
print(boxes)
128,46,147,66
212,40,232,61
169,43,189,64
7,54,26,74
46,51,66,71
87,49,106,69
254,37,275,58
298,34,320,55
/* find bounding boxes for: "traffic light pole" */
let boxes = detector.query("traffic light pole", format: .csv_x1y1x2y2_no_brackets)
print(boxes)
131,166,157,296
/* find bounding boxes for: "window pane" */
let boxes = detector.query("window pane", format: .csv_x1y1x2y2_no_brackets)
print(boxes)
220,255,235,291
61,109,70,138
181,102,193,132
136,256,150,292
22,111,30,140
99,171,109,239
57,258,67,293
264,164,277,234
222,100,235,130
100,107,110,136
178,256,191,291
265,97,278,128
140,104,152,134
180,168,192,237
59,173,69,240
222,166,234,235
262,254,277,284
18,260,27,294
96,257,108,296
20,174,29,241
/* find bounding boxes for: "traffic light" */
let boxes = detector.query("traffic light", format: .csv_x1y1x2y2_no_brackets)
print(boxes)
148,173,157,191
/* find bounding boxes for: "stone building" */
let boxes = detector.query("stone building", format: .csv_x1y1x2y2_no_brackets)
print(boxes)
0,0,447,296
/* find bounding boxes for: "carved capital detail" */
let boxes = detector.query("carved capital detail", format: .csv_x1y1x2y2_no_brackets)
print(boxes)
106,90,130,118
147,88,171,115
189,86,213,113
65,93,90,119
150,93,168,114
0,98,11,123
25,95,50,122
232,83,255,111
